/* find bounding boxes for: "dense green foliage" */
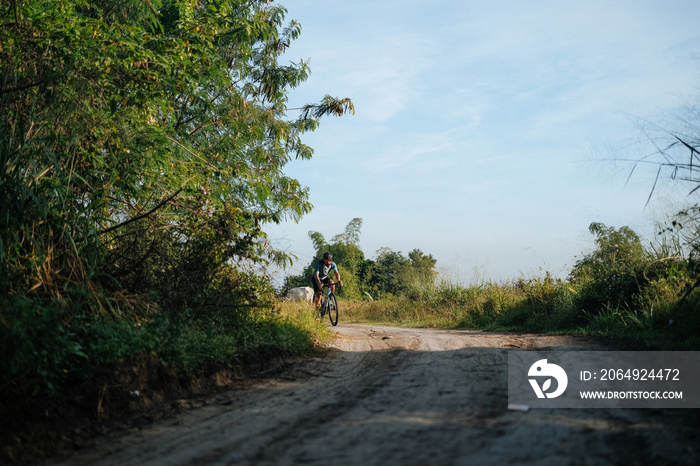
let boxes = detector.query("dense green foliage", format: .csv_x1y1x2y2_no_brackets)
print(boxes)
1,0,352,398
284,218,438,300
568,222,648,314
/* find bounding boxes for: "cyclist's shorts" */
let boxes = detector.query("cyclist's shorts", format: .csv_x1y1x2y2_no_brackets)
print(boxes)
312,276,332,292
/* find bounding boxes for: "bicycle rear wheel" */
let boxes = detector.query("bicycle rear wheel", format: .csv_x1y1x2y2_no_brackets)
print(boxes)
328,293,338,326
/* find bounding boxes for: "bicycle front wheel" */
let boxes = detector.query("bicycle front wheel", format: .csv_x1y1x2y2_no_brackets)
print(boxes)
328,293,338,326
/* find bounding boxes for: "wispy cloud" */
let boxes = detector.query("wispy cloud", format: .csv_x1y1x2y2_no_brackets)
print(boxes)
271,0,700,281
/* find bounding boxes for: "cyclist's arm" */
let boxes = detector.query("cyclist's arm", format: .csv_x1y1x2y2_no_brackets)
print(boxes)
334,270,343,287
313,262,322,285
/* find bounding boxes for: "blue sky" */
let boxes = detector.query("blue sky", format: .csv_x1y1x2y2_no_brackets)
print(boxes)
264,0,700,285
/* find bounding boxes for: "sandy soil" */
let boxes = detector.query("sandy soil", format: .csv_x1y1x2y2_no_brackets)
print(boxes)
51,324,699,465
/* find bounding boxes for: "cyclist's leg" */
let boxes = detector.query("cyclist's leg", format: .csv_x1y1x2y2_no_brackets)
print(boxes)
311,279,323,309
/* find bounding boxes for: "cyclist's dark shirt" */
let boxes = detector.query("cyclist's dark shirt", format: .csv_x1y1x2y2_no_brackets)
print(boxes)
314,260,338,280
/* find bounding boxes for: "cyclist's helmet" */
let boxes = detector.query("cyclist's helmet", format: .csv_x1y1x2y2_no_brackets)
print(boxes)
322,251,333,261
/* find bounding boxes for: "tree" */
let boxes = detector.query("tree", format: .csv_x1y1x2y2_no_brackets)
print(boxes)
569,222,646,313
372,248,411,296
364,248,437,298
0,0,353,314
284,218,365,298
408,249,438,288
284,219,438,300
332,217,363,245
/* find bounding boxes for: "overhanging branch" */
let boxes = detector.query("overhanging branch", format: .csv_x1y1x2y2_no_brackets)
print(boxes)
100,186,184,235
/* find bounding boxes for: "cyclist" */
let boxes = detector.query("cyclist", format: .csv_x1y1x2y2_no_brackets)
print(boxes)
312,251,344,309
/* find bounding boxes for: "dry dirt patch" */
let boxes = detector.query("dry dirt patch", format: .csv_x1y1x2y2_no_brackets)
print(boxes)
45,325,700,465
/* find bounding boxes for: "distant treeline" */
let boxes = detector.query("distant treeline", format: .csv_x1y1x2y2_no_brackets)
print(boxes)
283,218,438,300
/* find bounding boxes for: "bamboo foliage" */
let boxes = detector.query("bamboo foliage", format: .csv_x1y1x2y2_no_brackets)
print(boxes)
0,0,353,313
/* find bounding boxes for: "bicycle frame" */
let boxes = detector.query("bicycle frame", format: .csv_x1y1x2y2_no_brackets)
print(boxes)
320,283,339,326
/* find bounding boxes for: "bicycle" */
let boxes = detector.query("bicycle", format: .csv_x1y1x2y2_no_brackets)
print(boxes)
319,282,340,326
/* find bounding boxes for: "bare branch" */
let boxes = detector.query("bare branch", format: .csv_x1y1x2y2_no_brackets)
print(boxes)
100,186,184,235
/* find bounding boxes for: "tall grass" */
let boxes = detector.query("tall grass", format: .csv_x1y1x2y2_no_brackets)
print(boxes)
341,277,574,330
276,300,336,346
337,273,700,350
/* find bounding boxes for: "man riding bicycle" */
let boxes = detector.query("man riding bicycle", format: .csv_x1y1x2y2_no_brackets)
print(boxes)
312,252,344,309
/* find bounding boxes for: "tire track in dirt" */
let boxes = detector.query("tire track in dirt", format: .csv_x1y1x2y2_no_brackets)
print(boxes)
54,324,700,465
244,349,411,465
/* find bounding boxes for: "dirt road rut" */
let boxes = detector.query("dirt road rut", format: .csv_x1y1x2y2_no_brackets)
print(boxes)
57,325,699,465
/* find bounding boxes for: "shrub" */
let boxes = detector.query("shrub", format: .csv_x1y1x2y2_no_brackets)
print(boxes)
569,223,647,314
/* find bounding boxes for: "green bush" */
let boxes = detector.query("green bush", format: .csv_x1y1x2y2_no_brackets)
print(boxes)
0,297,86,396
569,223,647,315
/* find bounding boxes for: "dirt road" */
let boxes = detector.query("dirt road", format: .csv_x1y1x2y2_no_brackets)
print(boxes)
56,325,699,465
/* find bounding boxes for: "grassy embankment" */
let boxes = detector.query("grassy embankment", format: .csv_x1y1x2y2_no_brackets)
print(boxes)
0,300,334,464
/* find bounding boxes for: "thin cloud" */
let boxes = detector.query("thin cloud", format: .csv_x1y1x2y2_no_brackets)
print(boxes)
270,0,700,281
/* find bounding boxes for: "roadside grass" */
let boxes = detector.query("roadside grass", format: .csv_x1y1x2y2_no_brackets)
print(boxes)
276,300,336,346
336,278,700,350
